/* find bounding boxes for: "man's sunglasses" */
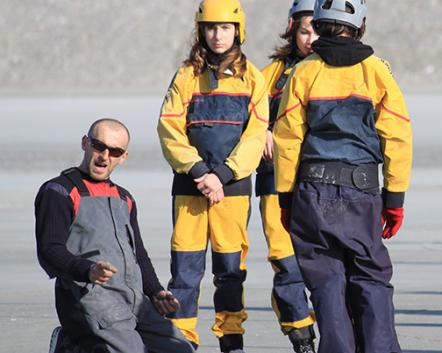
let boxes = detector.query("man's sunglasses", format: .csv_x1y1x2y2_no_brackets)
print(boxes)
88,137,126,158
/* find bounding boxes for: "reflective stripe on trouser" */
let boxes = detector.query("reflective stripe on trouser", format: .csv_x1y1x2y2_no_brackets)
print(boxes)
259,194,315,333
290,182,402,353
167,195,250,345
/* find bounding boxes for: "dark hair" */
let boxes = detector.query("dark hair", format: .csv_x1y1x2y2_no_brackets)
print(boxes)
314,20,365,40
184,23,247,78
270,13,313,62
88,118,130,143
314,1,366,40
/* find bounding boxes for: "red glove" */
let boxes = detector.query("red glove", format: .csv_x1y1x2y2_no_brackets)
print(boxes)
281,208,291,233
381,208,404,239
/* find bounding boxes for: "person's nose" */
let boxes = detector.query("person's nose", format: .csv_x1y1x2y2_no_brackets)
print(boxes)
214,28,221,40
100,148,110,159
310,33,319,43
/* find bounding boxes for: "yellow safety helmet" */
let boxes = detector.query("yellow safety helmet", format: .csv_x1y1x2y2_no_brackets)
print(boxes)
195,0,246,44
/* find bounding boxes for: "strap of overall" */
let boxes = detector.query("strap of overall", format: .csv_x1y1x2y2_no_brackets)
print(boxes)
274,56,301,90
60,167,90,197
116,185,130,203
207,66,219,89
61,168,129,202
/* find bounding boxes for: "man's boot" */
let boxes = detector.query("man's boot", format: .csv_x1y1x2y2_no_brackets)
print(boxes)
288,325,316,353
49,326,104,353
49,327,66,353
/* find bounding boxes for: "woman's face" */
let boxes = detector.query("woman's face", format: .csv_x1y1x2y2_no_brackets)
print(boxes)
203,23,237,54
295,16,318,57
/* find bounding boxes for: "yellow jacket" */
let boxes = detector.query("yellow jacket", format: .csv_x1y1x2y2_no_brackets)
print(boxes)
158,61,269,196
262,60,290,126
261,57,303,127
255,58,302,195
273,53,412,197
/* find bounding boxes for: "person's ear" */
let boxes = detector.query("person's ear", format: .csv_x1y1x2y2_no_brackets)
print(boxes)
118,151,128,165
81,135,88,151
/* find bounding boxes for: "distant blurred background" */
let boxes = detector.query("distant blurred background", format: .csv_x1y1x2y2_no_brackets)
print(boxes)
1,2,442,352
1,0,441,96
0,0,441,171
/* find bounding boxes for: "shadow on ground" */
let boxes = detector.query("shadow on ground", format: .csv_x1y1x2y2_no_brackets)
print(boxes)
201,306,442,317
396,309,442,316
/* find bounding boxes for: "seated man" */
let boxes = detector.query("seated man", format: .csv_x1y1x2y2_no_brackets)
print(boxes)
35,118,195,353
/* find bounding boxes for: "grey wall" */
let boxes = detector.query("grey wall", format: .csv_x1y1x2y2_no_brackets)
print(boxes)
1,0,441,95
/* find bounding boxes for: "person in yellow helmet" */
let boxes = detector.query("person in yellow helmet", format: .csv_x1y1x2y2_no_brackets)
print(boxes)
257,2,318,352
157,0,268,352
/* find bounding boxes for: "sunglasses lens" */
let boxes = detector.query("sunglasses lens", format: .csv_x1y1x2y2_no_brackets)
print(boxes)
90,138,125,157
108,148,125,158
90,140,107,152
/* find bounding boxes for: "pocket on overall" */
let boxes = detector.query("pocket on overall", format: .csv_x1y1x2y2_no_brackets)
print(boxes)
95,304,136,330
79,283,137,330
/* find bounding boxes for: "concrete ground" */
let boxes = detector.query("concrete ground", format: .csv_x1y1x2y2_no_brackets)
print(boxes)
0,167,441,353
1,92,441,353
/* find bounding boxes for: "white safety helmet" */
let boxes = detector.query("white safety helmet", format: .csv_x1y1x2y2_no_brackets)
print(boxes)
313,0,367,29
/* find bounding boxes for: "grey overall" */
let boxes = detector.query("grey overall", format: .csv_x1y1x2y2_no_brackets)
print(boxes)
55,173,194,353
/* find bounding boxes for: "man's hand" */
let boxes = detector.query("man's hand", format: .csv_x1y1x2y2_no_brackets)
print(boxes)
381,207,404,239
262,130,273,161
89,261,118,285
281,208,291,233
152,290,181,316
195,173,224,206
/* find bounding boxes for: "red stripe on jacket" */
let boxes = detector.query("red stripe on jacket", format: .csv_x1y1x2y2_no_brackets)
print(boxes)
69,179,132,216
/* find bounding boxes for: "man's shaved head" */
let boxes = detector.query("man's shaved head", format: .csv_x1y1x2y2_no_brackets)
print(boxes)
88,118,130,145
80,118,131,181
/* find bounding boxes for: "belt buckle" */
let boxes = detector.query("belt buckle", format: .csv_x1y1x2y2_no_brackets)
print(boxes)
352,166,370,190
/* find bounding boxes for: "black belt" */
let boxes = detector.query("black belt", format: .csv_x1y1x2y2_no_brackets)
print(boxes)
298,161,379,191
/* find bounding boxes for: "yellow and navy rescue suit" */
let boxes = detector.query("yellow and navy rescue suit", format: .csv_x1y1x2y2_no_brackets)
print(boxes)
158,60,268,350
274,37,412,353
256,56,315,336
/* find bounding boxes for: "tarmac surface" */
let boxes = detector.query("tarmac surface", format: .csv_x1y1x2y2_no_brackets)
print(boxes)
0,168,441,353
0,96,441,352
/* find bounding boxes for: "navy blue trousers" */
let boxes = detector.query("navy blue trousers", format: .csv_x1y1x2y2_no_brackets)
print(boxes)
290,182,401,353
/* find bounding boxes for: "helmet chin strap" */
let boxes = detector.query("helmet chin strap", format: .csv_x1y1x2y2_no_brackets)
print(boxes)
287,17,294,32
